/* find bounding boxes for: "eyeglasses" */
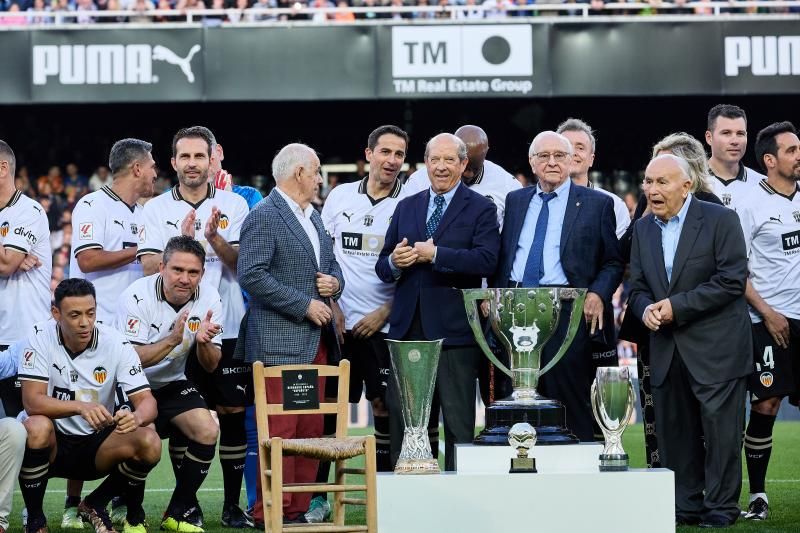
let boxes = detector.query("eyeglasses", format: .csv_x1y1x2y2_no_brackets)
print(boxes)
533,152,570,164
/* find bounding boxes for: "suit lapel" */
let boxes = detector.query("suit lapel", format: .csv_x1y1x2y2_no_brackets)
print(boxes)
433,184,468,240
507,187,536,260
667,198,702,294
416,190,429,241
647,216,669,293
311,210,327,270
270,190,319,269
559,183,581,252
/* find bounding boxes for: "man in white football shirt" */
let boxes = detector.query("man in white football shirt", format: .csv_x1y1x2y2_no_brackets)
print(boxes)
0,139,51,452
556,118,630,239
17,279,160,533
118,235,223,533
706,104,766,211
737,122,800,522
321,125,408,477
137,127,250,528
70,138,156,324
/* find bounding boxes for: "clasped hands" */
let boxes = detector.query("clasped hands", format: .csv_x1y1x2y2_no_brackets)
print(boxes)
391,237,436,268
643,298,674,331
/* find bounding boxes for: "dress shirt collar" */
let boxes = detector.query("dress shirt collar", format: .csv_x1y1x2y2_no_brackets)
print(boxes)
429,181,460,206
536,177,571,198
276,186,315,219
655,193,692,228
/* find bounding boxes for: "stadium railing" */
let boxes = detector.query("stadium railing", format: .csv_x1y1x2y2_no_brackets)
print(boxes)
1,2,799,25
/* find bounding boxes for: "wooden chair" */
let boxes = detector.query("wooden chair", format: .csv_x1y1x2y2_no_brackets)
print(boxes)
252,360,377,533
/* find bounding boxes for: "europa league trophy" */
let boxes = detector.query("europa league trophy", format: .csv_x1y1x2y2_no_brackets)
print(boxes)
591,366,635,471
463,287,587,445
386,339,443,474
508,422,537,474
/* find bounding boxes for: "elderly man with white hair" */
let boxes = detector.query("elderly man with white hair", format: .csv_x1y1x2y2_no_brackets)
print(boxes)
628,154,751,528
493,131,623,442
236,143,344,526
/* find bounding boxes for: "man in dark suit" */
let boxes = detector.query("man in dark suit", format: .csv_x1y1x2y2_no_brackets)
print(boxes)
375,133,500,471
494,130,623,441
237,143,344,525
628,154,751,528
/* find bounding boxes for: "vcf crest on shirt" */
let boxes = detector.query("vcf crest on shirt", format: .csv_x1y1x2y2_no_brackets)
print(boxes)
70,370,79,383
93,366,108,384
722,194,732,206
219,214,229,229
187,316,201,333
760,372,774,388
793,211,800,223
0,221,8,237
363,215,374,227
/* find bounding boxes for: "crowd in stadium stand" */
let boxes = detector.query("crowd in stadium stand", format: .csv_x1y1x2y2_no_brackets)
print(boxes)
0,0,797,23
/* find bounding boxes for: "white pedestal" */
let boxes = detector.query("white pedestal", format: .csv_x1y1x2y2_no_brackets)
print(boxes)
456,442,603,473
377,469,675,533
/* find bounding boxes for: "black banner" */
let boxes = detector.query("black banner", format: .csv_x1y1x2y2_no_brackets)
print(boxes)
0,19,797,103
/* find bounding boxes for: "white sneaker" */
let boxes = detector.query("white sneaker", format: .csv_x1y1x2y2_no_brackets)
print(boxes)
304,496,331,523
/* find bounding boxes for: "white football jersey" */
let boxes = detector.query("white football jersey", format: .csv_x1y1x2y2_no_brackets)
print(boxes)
70,186,144,324
738,179,800,323
405,159,521,229
17,321,149,436
115,274,223,390
321,178,405,333
710,165,766,212
137,184,247,339
589,183,631,239
0,191,52,345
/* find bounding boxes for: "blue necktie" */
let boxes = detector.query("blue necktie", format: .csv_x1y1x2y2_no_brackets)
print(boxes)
522,192,557,287
426,195,445,239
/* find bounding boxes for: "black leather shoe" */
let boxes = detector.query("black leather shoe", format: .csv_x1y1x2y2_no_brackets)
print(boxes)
699,516,737,528
676,515,701,526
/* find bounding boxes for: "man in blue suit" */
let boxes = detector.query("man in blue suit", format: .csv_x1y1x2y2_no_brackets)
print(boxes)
494,131,623,441
376,133,500,471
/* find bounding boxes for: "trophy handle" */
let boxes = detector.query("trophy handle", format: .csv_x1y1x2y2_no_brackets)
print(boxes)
624,379,636,426
538,290,587,377
463,288,513,378
590,380,602,434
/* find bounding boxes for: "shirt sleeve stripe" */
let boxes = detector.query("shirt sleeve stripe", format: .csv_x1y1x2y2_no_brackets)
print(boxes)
125,384,151,396
3,244,30,254
73,243,104,254
17,374,48,383
136,248,163,257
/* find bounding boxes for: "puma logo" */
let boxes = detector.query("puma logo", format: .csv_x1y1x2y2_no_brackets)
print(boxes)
236,384,247,395
82,199,94,207
34,325,43,335
52,363,65,375
32,205,42,214
342,212,353,222
133,294,143,304
113,220,125,228
166,220,179,229
150,323,162,333
769,216,782,223
152,44,202,83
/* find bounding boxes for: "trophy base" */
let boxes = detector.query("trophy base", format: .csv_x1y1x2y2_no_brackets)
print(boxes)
394,458,441,475
599,453,629,472
509,456,537,474
475,401,578,445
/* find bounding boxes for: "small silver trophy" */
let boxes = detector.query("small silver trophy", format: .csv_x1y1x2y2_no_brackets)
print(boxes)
508,422,537,474
386,339,443,474
591,366,635,472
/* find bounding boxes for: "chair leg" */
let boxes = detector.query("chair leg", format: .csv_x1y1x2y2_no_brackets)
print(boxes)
333,459,345,526
261,441,272,533
270,438,284,533
364,436,378,533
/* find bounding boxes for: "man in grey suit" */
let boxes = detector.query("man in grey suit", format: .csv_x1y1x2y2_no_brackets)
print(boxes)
629,154,751,528
237,143,344,525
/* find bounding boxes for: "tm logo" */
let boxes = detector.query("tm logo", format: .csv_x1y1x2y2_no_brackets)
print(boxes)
33,44,202,86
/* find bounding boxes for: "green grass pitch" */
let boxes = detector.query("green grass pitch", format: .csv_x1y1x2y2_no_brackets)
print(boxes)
9,422,800,531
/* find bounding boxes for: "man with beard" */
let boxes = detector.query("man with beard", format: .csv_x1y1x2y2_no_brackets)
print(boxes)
137,127,251,529
737,122,800,521
705,104,766,211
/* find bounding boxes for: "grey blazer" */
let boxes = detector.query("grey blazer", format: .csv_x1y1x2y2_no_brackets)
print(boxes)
628,197,752,387
236,189,343,365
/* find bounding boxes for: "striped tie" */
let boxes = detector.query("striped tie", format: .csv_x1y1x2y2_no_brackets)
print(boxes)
426,195,445,239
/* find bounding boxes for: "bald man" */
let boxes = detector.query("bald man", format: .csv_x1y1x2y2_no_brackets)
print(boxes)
628,155,750,528
405,125,521,230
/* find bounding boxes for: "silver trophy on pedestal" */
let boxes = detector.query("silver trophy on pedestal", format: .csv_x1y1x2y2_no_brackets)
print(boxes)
463,287,587,445
591,366,635,471
386,339,443,474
